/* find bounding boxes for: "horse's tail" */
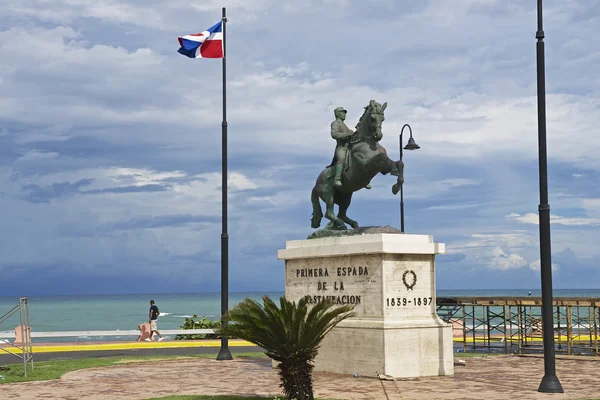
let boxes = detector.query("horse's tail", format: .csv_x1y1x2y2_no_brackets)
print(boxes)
311,185,323,229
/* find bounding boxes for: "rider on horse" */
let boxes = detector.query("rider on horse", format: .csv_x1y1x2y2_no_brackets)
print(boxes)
330,107,371,190
312,100,402,231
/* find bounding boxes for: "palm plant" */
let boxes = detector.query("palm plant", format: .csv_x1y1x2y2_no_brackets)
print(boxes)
217,296,355,400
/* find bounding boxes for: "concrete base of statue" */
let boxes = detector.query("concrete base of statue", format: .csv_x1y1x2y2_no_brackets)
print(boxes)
277,233,454,379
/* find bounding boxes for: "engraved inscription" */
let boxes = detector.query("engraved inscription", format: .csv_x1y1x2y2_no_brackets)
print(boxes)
294,265,368,307
386,297,432,307
305,295,362,305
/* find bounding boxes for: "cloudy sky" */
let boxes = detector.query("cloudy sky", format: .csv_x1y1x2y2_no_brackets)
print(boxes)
1,0,599,296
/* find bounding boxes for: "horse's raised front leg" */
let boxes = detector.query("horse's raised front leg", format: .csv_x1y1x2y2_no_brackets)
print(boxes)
388,158,403,177
324,193,347,230
337,194,358,229
392,160,404,195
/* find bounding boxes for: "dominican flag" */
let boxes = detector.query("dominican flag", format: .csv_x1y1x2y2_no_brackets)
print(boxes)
178,21,223,59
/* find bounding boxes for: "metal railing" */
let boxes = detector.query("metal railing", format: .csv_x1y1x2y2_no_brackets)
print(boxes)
0,298,34,376
437,296,600,356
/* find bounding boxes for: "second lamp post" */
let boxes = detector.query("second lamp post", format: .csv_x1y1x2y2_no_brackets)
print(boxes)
399,124,420,233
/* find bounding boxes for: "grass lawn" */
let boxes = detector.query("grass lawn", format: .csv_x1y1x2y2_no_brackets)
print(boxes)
0,352,266,384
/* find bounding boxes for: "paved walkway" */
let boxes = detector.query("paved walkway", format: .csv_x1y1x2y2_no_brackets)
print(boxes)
1,355,600,399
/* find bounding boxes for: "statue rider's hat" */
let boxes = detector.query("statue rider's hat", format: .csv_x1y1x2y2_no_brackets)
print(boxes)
334,107,347,113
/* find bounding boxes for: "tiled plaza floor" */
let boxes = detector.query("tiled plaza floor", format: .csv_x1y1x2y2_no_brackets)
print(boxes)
1,355,599,399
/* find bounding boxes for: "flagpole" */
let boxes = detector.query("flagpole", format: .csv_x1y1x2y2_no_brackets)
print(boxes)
216,6,232,361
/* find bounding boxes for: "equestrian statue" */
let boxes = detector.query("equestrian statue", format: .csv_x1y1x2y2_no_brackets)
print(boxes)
311,99,404,231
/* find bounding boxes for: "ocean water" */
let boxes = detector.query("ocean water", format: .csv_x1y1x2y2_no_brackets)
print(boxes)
0,292,283,342
1,289,599,342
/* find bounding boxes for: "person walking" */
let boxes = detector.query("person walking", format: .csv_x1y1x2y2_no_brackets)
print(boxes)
146,299,164,341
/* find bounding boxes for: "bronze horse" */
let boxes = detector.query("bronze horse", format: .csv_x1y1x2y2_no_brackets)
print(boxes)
311,100,404,230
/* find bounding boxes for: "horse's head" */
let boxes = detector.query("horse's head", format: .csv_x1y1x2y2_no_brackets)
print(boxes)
356,99,387,142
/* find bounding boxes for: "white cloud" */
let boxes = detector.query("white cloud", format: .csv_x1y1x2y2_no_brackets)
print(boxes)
489,246,527,270
109,168,187,185
15,151,60,163
0,166,264,268
506,213,539,224
462,233,534,249
228,172,260,190
409,178,480,199
506,212,600,226
1,15,599,168
444,232,537,273
1,18,599,165
581,199,600,216
528,259,559,272
2,0,164,27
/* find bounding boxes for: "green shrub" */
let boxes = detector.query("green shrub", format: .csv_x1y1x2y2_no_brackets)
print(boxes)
175,315,221,340
217,296,355,400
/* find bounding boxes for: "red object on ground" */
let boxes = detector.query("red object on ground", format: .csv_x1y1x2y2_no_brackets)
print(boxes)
13,324,31,346
137,322,154,341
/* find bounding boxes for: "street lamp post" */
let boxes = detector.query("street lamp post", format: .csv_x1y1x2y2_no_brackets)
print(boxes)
399,124,420,233
535,0,563,393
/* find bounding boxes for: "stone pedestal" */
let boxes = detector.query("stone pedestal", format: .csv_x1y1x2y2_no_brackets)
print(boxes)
277,233,453,379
